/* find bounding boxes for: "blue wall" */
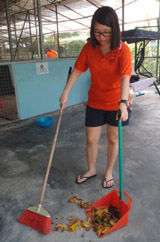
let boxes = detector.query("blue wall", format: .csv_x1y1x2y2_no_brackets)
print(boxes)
14,59,90,120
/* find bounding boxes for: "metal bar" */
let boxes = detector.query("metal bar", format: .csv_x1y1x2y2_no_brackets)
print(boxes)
5,3,92,25
33,0,40,58
45,5,89,28
14,12,28,59
22,0,30,9
28,11,34,60
55,4,60,57
156,1,160,80
124,17,158,25
153,82,160,96
10,0,30,13
135,41,137,71
13,18,18,44
6,0,63,17
122,0,124,31
37,0,44,59
13,16,20,59
39,13,92,25
159,0,160,29
63,4,85,17
5,0,13,60
137,25,159,29
86,0,102,8
115,0,137,11
140,56,160,59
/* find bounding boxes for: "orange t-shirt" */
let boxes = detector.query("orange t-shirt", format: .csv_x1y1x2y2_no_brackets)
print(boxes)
46,50,57,58
74,41,132,110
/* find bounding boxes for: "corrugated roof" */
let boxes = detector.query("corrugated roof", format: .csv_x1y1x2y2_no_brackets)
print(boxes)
0,0,159,42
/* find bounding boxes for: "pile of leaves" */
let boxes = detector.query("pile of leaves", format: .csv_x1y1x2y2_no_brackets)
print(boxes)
90,206,120,237
53,195,120,238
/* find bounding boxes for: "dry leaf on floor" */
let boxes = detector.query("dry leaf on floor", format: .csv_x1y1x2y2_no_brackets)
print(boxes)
54,196,120,238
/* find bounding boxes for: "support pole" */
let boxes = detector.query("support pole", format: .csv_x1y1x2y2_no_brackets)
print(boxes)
13,17,19,59
159,0,160,30
156,25,159,79
135,41,137,71
37,0,44,59
28,11,34,59
14,12,28,59
33,0,40,58
55,4,60,57
156,0,160,81
5,0,13,60
122,0,124,31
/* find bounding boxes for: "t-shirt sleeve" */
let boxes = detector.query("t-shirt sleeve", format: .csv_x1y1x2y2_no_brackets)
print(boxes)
74,43,89,73
119,42,132,77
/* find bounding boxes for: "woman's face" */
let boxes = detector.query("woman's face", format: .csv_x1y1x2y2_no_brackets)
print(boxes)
94,22,112,46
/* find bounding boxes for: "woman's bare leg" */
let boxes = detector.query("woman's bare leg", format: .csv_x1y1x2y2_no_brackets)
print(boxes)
103,125,118,188
77,126,102,183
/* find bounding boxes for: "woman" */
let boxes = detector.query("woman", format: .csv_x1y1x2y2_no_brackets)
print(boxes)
59,6,132,188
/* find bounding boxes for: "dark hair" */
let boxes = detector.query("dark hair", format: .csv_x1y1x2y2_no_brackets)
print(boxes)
90,6,120,50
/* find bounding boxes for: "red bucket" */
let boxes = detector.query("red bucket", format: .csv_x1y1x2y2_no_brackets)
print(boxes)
85,190,132,238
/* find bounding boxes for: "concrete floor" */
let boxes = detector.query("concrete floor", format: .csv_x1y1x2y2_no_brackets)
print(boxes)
0,87,160,242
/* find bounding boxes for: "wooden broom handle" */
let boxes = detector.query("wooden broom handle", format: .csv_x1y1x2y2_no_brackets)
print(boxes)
39,66,72,206
39,110,63,206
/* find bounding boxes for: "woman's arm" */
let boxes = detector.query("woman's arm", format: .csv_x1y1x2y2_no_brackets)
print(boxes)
59,69,81,111
120,75,130,100
118,75,130,121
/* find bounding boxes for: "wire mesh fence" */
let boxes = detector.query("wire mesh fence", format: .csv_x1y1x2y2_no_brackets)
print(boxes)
0,64,18,124
0,0,92,61
0,0,44,61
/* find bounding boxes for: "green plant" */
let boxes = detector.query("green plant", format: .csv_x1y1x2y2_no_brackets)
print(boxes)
66,40,85,57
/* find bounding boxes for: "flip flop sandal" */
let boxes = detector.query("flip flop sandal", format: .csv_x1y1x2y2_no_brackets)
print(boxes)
75,174,97,184
103,178,114,189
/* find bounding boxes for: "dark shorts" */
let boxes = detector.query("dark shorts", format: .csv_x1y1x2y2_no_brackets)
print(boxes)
85,105,131,127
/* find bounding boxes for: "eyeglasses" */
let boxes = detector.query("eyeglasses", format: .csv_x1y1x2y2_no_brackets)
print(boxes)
94,31,112,37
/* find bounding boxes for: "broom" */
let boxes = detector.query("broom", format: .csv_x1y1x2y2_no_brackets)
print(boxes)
18,67,73,233
18,109,63,233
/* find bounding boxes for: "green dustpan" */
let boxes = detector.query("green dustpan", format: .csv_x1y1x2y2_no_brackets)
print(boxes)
85,112,133,237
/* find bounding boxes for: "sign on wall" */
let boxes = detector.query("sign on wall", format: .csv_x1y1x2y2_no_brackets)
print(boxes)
36,62,49,75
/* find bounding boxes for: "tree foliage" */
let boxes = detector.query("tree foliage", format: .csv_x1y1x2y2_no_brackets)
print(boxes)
66,40,85,57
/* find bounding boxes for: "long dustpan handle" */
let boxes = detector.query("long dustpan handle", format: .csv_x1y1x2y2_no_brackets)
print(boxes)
39,110,63,206
118,113,123,201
